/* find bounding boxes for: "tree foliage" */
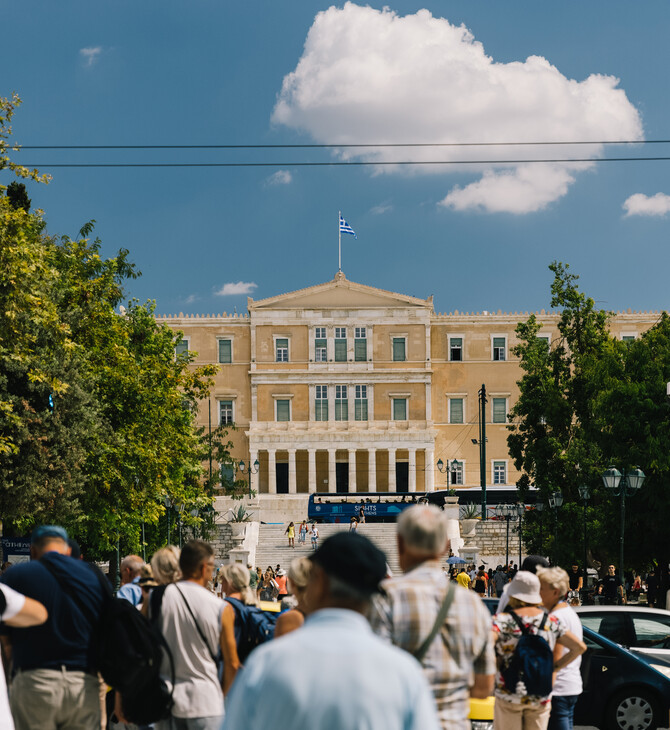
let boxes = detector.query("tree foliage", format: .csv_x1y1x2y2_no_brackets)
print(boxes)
509,262,670,579
0,96,220,558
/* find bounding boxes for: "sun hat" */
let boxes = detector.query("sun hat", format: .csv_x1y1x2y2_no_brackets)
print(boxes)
507,570,543,605
277,569,286,577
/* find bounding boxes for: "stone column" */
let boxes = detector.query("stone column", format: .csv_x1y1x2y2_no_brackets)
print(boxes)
288,448,297,494
388,447,397,492
268,449,277,494
426,449,435,492
409,448,417,492
308,449,317,493
368,448,377,492
348,449,357,493
328,448,337,493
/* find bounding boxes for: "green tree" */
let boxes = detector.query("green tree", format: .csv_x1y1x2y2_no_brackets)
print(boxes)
509,262,670,589
0,95,220,562
6,181,31,212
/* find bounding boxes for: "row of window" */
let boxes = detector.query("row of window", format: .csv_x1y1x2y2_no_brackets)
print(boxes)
177,333,513,364
180,332,638,365
219,394,508,426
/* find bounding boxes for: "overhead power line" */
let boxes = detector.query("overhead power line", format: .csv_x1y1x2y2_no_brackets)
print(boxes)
13,139,670,150
17,157,670,168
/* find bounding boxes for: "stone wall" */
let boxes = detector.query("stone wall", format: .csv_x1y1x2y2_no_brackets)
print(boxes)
461,519,524,568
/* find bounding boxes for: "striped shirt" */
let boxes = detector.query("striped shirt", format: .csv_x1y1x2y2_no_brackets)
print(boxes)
369,560,496,730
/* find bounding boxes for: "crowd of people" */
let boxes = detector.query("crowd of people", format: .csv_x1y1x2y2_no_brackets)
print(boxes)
6,505,643,730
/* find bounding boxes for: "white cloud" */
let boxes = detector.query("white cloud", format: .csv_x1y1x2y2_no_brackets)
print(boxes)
622,192,670,218
80,47,103,67
214,281,258,296
272,3,642,214
184,294,198,305
369,202,393,215
265,170,293,186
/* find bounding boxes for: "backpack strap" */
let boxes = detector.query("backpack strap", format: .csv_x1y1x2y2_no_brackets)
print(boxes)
413,581,456,663
507,608,549,636
174,584,219,665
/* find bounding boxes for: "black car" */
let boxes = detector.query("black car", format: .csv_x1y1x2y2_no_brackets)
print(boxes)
481,598,670,730
577,625,670,730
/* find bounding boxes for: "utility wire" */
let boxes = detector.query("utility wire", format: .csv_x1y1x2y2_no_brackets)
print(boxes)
18,157,670,168
13,139,670,150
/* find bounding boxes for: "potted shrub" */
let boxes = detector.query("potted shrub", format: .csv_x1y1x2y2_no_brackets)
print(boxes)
460,503,480,536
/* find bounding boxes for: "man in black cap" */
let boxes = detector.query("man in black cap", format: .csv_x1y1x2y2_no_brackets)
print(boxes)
0,525,106,729
222,532,440,730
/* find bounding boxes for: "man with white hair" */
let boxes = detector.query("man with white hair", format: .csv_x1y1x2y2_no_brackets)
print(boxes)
369,505,496,730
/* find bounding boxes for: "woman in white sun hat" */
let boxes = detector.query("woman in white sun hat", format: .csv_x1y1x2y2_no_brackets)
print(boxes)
492,570,585,730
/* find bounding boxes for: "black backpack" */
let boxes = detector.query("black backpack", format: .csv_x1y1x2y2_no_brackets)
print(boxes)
501,609,554,697
226,596,277,662
40,559,174,725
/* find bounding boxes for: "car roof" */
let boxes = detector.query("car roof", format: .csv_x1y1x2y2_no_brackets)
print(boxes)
575,605,670,617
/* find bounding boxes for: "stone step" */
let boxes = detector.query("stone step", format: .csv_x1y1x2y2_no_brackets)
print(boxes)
255,523,402,576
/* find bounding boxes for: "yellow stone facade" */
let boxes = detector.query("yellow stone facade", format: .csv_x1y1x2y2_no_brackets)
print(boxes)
158,272,660,500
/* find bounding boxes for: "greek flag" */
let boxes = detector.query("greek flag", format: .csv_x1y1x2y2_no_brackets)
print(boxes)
339,214,357,239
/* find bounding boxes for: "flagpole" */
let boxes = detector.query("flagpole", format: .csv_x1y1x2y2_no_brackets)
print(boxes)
338,210,342,271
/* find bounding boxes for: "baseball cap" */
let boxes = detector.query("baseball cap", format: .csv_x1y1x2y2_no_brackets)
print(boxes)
31,525,68,544
310,532,387,596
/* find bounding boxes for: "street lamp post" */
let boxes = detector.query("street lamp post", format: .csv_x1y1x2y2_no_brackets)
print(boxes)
535,501,545,555
190,507,200,540
163,496,172,545
495,504,517,566
601,467,645,574
548,491,563,565
238,458,260,499
578,484,590,591
516,503,525,566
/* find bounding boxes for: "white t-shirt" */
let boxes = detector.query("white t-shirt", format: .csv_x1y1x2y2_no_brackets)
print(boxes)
0,583,25,730
551,605,583,696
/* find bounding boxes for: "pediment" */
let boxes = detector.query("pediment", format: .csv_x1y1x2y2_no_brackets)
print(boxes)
248,272,433,311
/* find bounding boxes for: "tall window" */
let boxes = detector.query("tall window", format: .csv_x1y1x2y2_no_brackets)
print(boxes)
492,397,507,424
392,398,407,421
493,461,507,485
314,327,327,362
492,337,506,361
219,400,233,425
392,337,406,362
449,337,463,361
354,327,367,361
275,338,289,363
175,339,189,357
218,339,232,364
449,398,464,424
276,399,290,422
315,385,328,421
450,460,463,485
335,327,347,362
335,385,348,421
220,463,235,489
355,385,368,421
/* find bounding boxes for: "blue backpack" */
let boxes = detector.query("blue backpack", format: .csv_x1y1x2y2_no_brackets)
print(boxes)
226,596,277,662
501,609,554,697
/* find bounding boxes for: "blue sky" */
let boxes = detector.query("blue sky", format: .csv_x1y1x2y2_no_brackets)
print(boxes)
3,1,670,316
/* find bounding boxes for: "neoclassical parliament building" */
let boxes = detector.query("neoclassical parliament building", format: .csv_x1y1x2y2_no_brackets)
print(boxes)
158,272,658,505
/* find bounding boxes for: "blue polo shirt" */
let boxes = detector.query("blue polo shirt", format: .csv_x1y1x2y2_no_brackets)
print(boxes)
0,551,105,671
